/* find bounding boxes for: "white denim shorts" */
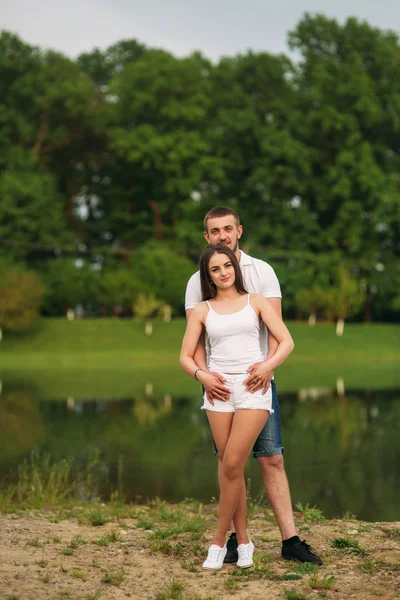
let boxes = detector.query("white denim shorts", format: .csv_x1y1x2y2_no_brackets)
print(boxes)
201,373,274,413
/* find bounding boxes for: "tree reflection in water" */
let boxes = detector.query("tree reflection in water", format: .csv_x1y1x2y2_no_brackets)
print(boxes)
0,386,398,521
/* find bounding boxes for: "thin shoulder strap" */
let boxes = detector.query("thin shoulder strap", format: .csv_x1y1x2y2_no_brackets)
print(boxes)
205,300,212,310
247,293,251,305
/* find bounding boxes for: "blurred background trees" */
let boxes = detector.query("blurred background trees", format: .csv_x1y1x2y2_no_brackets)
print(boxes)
0,13,399,327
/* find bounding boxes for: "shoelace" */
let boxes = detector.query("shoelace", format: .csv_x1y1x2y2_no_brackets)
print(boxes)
207,546,224,560
237,544,251,560
300,540,313,552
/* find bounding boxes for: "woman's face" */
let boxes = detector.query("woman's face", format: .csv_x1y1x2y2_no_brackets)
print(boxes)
208,252,236,290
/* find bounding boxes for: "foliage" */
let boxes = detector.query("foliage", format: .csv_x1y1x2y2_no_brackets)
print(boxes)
40,258,102,315
133,293,163,321
131,241,196,312
0,17,399,321
0,261,44,330
328,266,366,322
295,285,331,321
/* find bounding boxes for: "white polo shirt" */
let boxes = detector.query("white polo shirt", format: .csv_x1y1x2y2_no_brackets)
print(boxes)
185,250,282,359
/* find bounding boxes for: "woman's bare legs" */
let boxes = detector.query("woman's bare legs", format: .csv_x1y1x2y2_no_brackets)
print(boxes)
218,462,247,542
207,409,269,547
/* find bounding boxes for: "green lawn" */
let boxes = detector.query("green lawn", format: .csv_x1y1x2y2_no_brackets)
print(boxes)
0,318,398,398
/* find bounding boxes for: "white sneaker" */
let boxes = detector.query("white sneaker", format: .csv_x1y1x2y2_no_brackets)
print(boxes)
202,544,227,570
237,540,254,568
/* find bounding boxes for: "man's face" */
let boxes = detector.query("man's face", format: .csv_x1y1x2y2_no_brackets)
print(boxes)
204,216,243,254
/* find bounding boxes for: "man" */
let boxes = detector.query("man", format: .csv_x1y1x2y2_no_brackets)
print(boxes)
185,206,322,565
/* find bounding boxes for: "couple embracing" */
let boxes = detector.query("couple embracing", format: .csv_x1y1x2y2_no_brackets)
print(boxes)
180,206,322,570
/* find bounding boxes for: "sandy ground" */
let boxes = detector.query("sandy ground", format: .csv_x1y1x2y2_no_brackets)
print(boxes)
0,507,399,600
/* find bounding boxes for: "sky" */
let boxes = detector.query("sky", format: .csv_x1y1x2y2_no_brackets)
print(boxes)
1,0,399,61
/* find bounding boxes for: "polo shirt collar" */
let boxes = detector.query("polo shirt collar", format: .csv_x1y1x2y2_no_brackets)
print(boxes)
239,249,252,266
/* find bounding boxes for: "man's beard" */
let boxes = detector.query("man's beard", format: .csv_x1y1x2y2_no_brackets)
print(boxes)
230,239,239,254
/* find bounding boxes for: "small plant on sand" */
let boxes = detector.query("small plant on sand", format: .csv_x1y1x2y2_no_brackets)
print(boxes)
102,568,125,585
86,508,109,526
47,535,61,543
70,569,87,580
332,537,367,556
307,574,335,589
295,502,326,523
155,579,187,599
180,560,198,572
85,592,102,600
26,537,43,547
69,536,88,548
381,527,400,538
106,530,121,542
360,560,376,575
291,562,320,575
93,535,109,546
224,576,240,591
61,547,74,555
284,590,308,600
37,559,48,568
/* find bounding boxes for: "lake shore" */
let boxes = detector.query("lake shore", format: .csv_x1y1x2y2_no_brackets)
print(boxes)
1,501,399,600
0,318,399,398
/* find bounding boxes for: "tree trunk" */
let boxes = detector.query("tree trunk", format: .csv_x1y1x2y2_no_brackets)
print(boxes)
149,200,163,241
32,119,48,156
336,318,345,336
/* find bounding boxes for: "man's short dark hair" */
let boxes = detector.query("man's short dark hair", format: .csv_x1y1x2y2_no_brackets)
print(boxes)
204,206,240,231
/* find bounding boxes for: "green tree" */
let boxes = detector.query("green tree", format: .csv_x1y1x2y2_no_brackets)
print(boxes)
0,262,44,331
0,160,67,264
328,266,366,335
131,241,195,312
106,50,222,248
100,267,141,315
40,259,101,316
288,14,400,319
296,284,331,324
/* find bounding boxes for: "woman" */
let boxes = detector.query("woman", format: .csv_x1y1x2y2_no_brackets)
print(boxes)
180,245,294,570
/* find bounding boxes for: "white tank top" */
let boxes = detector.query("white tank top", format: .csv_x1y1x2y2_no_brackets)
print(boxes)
205,294,265,373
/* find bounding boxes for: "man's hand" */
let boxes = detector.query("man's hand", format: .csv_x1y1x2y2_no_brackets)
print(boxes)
197,370,230,405
244,361,274,395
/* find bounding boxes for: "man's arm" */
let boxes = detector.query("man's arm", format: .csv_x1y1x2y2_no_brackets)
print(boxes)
244,296,283,394
266,297,282,359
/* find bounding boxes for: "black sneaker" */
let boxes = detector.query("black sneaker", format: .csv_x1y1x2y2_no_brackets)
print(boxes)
282,540,323,565
224,532,238,563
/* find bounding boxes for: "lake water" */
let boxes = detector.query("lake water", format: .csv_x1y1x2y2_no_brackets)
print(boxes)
0,379,399,522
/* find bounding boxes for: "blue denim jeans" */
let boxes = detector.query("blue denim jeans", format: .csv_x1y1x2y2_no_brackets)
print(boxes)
212,380,284,458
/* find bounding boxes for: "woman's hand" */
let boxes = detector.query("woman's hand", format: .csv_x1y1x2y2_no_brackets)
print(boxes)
244,361,274,394
197,370,231,405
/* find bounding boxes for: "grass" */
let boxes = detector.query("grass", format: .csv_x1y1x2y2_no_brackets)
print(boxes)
0,319,399,398
0,449,103,512
295,502,326,523
85,509,109,526
93,531,121,546
102,568,125,585
70,569,87,580
26,537,44,547
360,560,376,575
381,527,400,538
284,591,308,600
37,559,48,568
307,574,335,589
291,562,320,575
331,537,368,556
